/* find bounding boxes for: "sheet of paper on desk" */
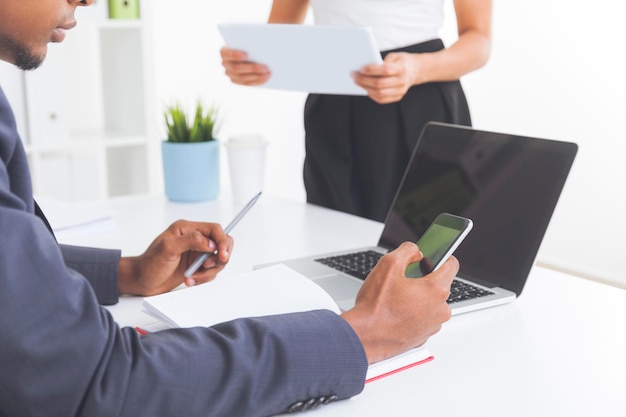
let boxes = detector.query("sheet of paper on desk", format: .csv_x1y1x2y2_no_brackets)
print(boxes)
34,194,114,232
218,23,383,96
142,264,341,328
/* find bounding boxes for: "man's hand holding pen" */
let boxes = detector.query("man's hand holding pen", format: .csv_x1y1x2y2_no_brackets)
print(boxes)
116,192,261,297
117,220,233,296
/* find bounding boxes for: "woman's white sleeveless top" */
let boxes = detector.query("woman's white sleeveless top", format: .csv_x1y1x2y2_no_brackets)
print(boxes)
310,0,444,51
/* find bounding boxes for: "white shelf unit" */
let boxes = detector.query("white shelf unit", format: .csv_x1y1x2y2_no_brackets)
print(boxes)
14,0,160,202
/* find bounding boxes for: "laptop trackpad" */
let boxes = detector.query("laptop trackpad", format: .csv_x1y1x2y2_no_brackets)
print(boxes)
313,275,361,310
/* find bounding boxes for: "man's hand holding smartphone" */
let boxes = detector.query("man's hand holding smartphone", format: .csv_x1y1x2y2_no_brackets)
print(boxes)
342,242,459,363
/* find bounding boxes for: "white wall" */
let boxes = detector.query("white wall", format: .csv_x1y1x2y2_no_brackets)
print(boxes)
150,1,626,288
0,62,28,139
459,1,626,288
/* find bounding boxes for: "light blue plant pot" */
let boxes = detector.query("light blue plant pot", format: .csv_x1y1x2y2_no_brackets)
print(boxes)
161,140,220,202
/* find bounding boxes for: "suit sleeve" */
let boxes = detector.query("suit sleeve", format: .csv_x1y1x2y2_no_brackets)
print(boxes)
59,244,121,305
0,170,367,417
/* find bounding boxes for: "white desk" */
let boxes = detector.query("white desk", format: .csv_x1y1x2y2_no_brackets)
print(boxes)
58,194,626,417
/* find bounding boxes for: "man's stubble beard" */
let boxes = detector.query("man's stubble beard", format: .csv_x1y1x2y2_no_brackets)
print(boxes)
0,35,44,71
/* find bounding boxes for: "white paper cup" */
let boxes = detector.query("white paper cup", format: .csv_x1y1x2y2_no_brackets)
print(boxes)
224,135,268,204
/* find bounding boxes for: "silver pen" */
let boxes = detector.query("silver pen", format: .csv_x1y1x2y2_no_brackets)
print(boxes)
184,191,262,278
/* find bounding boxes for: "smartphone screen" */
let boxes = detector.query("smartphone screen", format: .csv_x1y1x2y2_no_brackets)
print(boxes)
405,213,472,278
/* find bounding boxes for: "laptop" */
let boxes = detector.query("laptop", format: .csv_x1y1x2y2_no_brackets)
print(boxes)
257,122,578,313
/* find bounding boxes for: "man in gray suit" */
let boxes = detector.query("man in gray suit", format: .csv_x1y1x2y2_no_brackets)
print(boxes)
0,1,458,416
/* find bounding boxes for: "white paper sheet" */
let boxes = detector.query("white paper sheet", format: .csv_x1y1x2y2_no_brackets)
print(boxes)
34,194,114,232
218,23,382,95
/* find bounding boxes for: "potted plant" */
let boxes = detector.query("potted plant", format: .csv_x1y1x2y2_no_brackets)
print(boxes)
161,101,221,202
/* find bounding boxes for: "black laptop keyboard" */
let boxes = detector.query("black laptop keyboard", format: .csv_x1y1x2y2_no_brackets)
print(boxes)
315,250,383,281
447,279,494,303
315,250,495,304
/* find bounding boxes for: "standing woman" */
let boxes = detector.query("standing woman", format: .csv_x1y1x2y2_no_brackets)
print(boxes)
222,0,492,222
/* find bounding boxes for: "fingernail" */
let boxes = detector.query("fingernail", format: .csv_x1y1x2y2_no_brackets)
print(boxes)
187,278,196,287
208,240,216,249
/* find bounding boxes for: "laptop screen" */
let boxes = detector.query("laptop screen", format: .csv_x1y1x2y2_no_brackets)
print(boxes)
378,122,578,296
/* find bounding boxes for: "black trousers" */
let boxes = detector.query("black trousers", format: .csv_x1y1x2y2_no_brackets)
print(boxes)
303,39,471,222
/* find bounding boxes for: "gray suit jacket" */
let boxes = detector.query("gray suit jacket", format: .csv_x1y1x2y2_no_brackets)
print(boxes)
0,86,367,417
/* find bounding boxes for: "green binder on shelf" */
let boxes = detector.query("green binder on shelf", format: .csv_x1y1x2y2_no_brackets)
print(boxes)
108,0,140,19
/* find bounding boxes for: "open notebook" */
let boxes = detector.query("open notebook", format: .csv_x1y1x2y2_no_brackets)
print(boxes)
142,264,433,383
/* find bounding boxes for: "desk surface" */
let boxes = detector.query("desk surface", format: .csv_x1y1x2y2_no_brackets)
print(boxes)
58,194,626,417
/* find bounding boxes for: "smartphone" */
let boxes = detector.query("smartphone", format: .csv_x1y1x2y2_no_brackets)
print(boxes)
405,213,473,278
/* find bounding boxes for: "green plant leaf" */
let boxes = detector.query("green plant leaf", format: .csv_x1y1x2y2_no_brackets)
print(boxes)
164,101,219,143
